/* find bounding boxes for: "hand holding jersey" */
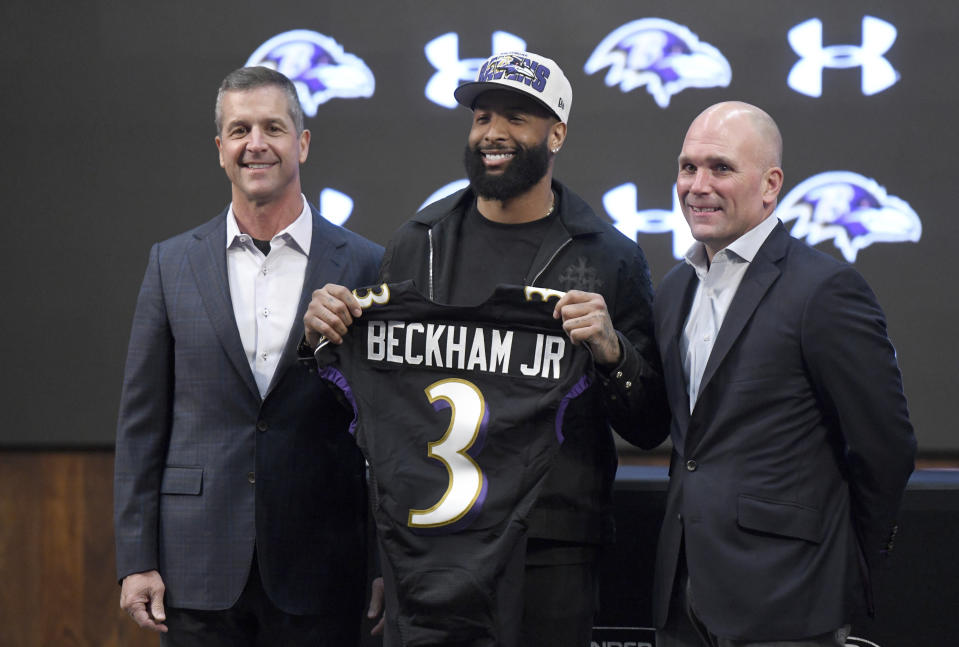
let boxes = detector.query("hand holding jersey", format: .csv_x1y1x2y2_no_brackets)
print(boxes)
552,289,622,366
304,283,365,346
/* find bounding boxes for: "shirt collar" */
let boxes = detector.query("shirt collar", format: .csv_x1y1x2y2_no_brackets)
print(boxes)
726,212,779,263
683,240,710,275
226,194,312,255
683,212,780,272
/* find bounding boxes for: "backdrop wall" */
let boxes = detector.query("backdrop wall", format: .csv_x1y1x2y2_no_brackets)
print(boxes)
4,0,954,449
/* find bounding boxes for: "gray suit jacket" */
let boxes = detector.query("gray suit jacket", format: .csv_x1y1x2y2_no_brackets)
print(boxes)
114,206,383,614
652,222,915,640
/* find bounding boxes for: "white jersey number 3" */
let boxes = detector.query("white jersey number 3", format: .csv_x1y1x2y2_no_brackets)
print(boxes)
408,378,487,529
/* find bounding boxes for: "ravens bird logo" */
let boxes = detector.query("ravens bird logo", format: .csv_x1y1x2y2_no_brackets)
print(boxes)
585,18,731,108
776,171,921,262
246,29,375,117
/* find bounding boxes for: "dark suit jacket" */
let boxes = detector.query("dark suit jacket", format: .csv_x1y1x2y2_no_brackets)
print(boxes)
652,222,915,640
114,206,383,615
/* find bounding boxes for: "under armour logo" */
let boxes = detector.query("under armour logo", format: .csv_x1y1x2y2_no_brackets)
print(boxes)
603,183,693,260
424,31,526,108
318,188,354,226
419,179,470,211
788,16,899,98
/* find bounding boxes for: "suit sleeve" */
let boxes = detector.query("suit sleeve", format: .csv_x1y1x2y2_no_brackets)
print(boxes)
348,234,385,286
595,243,670,450
113,243,174,581
802,265,916,567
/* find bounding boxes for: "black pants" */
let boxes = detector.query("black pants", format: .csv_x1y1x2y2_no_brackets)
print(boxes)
519,540,600,647
377,539,599,647
657,547,848,647
161,553,359,647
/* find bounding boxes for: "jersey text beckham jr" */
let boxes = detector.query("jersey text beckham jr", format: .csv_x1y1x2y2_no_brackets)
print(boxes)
316,281,591,646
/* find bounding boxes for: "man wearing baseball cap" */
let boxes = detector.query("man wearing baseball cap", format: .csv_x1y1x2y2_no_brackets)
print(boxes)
304,50,668,645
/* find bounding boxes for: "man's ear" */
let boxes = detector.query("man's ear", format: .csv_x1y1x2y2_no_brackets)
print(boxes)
549,121,567,154
762,166,784,205
299,129,311,164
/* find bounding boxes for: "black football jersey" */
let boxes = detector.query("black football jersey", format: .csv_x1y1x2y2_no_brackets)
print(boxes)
316,280,591,646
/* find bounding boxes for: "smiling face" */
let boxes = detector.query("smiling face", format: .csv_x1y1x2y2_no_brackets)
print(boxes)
463,89,565,201
215,85,310,209
676,102,783,259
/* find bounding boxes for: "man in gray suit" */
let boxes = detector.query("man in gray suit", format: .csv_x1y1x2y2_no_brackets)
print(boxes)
114,66,382,646
652,102,916,646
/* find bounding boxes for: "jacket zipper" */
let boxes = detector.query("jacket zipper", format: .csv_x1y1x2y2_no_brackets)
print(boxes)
529,238,573,286
427,228,435,300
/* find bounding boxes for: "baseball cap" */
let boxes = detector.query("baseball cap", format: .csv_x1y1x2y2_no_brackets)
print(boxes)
454,51,572,124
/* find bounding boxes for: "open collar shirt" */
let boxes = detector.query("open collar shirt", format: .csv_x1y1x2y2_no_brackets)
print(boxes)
681,213,780,412
226,195,311,398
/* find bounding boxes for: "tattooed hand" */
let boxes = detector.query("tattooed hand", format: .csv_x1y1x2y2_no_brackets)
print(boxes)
553,290,622,366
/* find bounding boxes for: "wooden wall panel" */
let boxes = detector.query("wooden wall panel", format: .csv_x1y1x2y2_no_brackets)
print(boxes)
0,451,157,647
2,450,951,646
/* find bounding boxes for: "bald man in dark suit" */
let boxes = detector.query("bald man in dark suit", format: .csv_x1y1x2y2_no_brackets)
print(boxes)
652,102,915,646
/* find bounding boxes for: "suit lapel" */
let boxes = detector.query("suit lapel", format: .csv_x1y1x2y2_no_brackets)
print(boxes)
187,212,261,401
694,224,789,412
265,208,350,397
662,266,699,431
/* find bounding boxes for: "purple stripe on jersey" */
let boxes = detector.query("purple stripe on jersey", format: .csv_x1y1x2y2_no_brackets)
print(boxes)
555,375,591,443
416,397,491,535
465,405,491,523
319,366,359,436
469,404,491,456
471,473,490,525
416,472,488,536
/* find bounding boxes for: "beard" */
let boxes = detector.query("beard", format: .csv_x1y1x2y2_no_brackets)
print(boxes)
463,138,550,201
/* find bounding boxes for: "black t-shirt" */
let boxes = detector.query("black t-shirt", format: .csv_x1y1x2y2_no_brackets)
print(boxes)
449,197,558,305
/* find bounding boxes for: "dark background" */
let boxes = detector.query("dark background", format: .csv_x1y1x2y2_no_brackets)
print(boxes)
598,467,959,645
4,0,954,450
